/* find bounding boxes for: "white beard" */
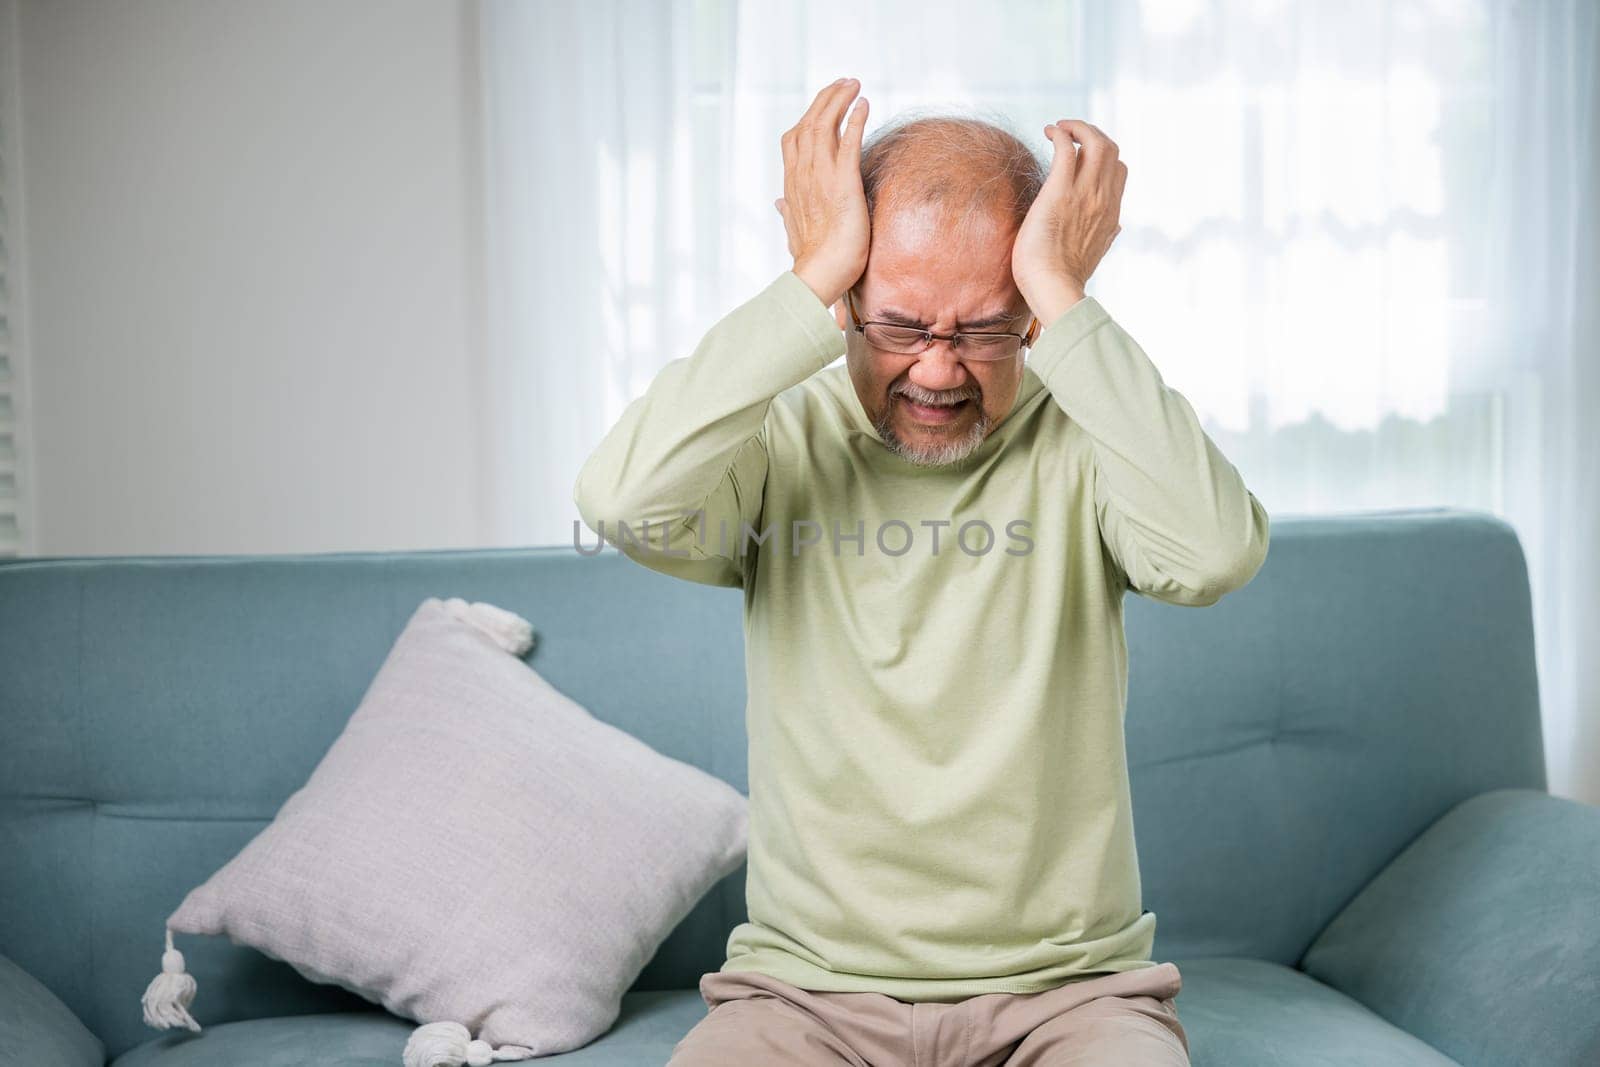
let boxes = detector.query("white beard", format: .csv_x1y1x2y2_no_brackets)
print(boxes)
872,399,991,467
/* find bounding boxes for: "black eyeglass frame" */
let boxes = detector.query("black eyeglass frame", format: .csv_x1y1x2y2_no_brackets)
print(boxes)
845,287,1041,359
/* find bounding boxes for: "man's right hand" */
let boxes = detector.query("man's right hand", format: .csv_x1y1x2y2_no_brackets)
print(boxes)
775,77,871,309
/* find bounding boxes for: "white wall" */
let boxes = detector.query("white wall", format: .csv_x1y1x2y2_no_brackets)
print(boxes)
15,0,489,556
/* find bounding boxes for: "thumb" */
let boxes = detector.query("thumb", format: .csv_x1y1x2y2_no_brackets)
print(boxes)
774,197,786,216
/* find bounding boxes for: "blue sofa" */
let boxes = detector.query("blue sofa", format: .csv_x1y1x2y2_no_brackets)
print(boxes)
2,508,1596,1066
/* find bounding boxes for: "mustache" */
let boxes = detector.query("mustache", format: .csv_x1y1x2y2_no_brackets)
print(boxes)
892,381,981,405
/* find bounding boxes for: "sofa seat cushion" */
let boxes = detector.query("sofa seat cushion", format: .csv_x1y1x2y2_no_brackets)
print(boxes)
1172,957,1461,1066
112,989,710,1066
111,960,1462,1066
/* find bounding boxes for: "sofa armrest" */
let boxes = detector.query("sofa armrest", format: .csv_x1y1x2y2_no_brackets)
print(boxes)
0,952,105,1066
1301,787,1600,1067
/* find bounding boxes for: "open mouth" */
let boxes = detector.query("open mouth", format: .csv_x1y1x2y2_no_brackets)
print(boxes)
897,395,972,425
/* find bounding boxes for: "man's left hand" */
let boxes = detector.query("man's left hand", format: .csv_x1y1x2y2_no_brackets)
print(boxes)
1012,119,1128,327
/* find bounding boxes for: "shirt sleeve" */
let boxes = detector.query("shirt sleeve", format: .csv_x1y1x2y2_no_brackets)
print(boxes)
573,269,846,588
1025,295,1271,607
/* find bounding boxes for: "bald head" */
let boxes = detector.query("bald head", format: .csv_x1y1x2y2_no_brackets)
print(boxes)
859,112,1048,239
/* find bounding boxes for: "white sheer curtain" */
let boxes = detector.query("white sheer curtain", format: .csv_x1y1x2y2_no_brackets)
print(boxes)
479,0,1599,802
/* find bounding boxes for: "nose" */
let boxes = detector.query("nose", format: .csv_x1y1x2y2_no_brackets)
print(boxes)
905,340,970,393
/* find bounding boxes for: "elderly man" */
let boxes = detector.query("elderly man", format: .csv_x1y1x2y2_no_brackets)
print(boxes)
574,76,1269,1066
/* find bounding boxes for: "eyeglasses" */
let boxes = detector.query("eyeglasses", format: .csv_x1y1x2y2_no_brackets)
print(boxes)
845,288,1040,361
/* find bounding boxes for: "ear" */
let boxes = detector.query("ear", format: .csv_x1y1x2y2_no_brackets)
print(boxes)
833,302,849,331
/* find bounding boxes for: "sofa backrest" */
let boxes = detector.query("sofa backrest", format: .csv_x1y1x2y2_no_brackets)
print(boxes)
0,507,1546,1058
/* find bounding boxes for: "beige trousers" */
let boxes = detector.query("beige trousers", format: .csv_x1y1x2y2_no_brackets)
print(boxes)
668,960,1191,1066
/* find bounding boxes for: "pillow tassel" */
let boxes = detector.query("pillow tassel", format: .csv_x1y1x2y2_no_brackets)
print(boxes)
403,1020,534,1066
441,597,535,657
140,926,201,1032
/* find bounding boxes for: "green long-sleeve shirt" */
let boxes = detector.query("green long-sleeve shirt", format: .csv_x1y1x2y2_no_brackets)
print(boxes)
573,268,1270,1001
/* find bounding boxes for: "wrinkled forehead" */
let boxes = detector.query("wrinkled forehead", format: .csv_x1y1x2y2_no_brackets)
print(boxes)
853,203,1024,326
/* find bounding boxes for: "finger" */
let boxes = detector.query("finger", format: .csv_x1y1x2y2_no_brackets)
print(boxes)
799,76,847,128
1053,119,1099,190
1054,119,1112,191
840,93,869,160
826,79,862,154
1097,137,1125,200
1059,118,1114,154
794,78,844,175
1042,123,1078,189
798,79,843,176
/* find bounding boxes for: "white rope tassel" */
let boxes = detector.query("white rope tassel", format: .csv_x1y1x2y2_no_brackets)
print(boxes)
403,1021,534,1066
141,927,201,1032
441,598,535,657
